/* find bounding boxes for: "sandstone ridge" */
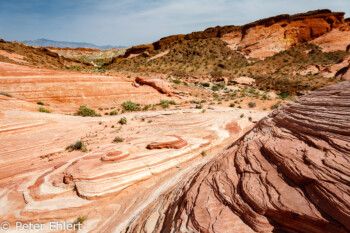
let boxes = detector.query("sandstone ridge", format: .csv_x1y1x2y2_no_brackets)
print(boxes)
123,9,348,59
123,81,350,233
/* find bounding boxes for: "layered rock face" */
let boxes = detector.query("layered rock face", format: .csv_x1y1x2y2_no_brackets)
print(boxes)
124,81,350,233
222,11,347,59
123,10,349,60
0,62,166,112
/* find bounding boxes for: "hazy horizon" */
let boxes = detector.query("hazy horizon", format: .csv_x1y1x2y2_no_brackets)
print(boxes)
1,0,349,47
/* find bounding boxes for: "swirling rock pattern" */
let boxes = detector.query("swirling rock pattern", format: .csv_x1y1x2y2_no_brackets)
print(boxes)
146,135,187,149
0,97,267,231
123,81,350,233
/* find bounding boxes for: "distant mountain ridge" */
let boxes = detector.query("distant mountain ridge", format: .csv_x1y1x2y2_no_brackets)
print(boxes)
20,38,125,50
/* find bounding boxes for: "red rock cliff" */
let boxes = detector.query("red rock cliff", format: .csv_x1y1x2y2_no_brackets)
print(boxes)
123,9,347,59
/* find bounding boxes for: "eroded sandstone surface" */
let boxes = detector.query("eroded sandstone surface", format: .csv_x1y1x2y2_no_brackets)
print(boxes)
123,81,350,233
0,62,167,112
0,94,267,232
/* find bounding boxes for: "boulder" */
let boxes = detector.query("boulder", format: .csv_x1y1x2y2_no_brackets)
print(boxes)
135,76,174,96
233,76,255,85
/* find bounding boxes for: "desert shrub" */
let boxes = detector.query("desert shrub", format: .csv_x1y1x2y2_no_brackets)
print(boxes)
172,78,181,84
113,136,124,143
278,91,290,99
119,117,127,125
68,66,82,71
230,103,235,107
211,85,220,91
248,102,256,108
110,110,118,115
191,99,200,104
77,105,99,117
201,82,210,87
39,107,51,113
142,105,150,111
195,104,203,109
240,114,244,118
37,101,44,105
248,116,252,121
160,99,176,109
122,101,140,111
271,101,281,109
66,140,87,152
261,94,269,100
210,70,223,79
73,216,87,229
201,151,207,156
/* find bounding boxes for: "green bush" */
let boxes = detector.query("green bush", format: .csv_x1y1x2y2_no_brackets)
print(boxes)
39,107,51,113
278,91,290,99
230,103,235,107
160,100,176,109
73,216,87,229
195,104,203,109
122,101,140,111
271,101,281,109
77,105,99,117
110,110,118,115
66,140,87,152
211,85,220,91
248,102,256,108
68,66,82,71
172,79,181,84
37,101,44,105
240,114,244,118
119,117,127,125
113,136,124,143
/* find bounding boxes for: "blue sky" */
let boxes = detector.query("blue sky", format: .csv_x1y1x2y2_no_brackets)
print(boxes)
0,0,349,46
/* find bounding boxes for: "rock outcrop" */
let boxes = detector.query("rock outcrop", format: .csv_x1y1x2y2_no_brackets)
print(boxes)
135,76,174,96
122,10,348,60
222,10,346,59
0,39,90,69
0,62,167,111
318,55,350,79
337,64,350,80
123,81,350,233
